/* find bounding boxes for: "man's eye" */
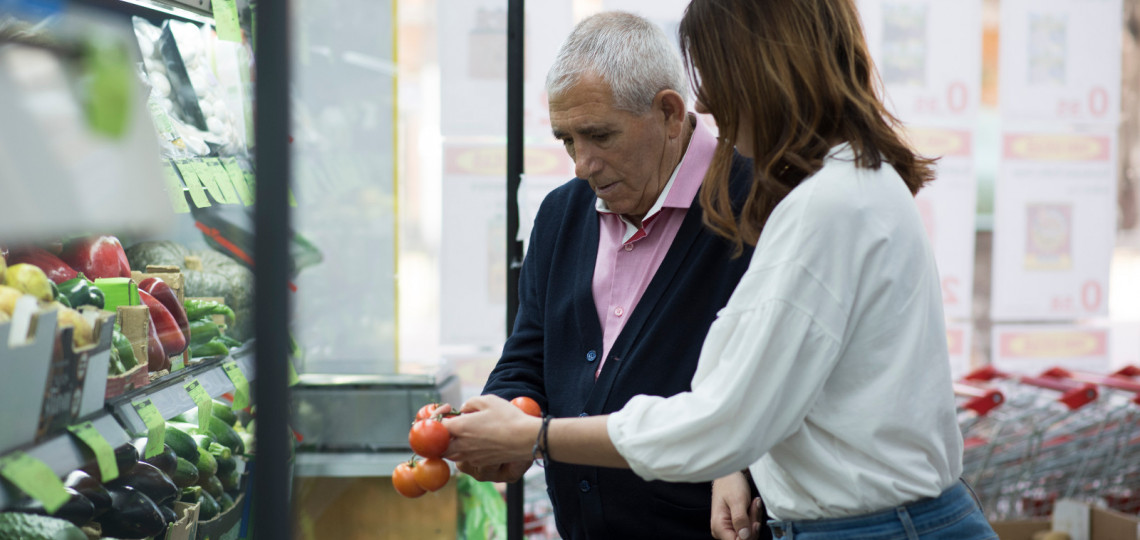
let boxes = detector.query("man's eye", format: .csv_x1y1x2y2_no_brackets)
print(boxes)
592,133,610,142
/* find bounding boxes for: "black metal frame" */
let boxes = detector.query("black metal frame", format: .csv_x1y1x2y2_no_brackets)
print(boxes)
252,0,292,537
506,0,526,538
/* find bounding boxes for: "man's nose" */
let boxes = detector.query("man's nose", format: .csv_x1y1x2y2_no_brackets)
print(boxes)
575,149,601,180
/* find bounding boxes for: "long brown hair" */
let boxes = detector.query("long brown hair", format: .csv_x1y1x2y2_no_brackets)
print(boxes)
679,0,937,253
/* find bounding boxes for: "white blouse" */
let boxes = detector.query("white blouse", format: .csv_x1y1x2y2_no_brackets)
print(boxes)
607,145,963,521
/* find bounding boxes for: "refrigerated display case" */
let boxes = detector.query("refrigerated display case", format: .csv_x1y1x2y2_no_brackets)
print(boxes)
0,0,270,537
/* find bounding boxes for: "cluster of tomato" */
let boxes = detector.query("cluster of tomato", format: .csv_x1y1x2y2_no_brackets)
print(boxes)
391,397,542,498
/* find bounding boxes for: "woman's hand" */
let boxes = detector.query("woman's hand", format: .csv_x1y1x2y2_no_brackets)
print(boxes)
442,395,542,467
711,471,762,540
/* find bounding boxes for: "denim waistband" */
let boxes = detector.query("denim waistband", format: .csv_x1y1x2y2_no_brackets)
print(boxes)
768,480,976,534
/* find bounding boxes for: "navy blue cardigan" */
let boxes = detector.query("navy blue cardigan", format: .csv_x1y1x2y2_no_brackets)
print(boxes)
483,153,755,539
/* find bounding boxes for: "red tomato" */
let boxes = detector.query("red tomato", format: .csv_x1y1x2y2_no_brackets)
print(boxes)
415,403,440,421
511,396,542,417
409,418,450,459
392,462,426,498
413,458,451,491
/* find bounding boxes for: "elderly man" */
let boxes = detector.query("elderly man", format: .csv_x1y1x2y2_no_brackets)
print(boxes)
456,11,762,538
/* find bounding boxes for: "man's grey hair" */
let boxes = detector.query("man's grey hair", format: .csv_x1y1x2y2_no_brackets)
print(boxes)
546,11,689,115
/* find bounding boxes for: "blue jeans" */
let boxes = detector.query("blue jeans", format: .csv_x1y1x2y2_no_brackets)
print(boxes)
766,480,998,539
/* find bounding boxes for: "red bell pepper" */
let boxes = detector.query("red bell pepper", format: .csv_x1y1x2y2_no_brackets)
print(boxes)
61,236,132,280
8,246,79,284
139,289,188,356
138,277,190,349
142,310,168,371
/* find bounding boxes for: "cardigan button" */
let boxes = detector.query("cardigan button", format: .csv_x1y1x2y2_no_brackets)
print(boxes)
586,350,597,362
579,480,591,492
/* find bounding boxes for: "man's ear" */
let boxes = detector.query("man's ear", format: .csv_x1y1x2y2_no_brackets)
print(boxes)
654,89,688,139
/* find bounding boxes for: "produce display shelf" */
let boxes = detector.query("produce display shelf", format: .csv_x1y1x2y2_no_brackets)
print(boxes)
0,414,129,510
0,348,253,511
107,349,255,436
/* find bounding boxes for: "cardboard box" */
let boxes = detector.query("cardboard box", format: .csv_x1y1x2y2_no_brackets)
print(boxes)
292,476,458,540
164,501,201,540
990,499,1140,540
117,305,151,371
105,363,148,399
990,518,1050,539
78,309,116,417
134,266,189,371
0,300,57,453
38,307,115,439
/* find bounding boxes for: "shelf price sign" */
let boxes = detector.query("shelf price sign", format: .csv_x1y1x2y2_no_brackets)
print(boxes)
0,451,69,513
999,0,1122,124
132,399,166,459
185,379,212,432
991,129,1116,321
858,0,982,124
67,421,118,482
223,360,250,410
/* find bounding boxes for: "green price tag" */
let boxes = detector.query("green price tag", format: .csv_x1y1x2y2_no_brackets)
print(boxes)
189,159,229,206
288,360,300,387
221,157,254,206
243,171,257,204
212,0,242,43
132,399,166,459
203,158,239,204
0,452,69,514
223,360,250,410
175,159,211,208
161,162,191,214
83,38,132,138
185,379,212,432
67,422,118,482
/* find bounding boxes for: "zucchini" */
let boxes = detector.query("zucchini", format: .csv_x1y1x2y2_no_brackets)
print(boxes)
171,457,199,489
162,424,200,464
217,492,235,512
197,492,221,521
199,474,224,499
195,446,218,478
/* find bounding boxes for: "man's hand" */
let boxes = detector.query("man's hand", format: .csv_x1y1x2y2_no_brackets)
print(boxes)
710,471,762,540
455,459,532,483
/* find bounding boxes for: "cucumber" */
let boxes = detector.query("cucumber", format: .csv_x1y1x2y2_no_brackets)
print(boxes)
206,415,244,455
217,492,235,512
219,468,241,493
171,457,200,489
179,486,202,504
162,424,200,464
211,443,237,475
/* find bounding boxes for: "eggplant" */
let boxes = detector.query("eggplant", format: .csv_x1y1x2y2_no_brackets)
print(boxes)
140,444,178,478
8,487,94,527
107,461,178,506
158,503,178,526
63,470,111,517
94,485,166,539
77,443,138,483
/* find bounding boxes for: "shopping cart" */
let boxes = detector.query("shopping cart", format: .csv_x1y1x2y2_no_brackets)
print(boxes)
957,366,1100,519
1036,367,1140,514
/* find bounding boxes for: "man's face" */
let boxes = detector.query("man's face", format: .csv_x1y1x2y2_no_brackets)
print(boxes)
550,75,671,221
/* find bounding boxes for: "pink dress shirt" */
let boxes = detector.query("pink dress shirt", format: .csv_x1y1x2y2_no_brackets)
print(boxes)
592,116,717,376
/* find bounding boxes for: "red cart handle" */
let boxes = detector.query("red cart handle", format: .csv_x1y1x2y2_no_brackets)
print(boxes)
962,365,1098,409
1040,367,1140,406
953,383,1004,416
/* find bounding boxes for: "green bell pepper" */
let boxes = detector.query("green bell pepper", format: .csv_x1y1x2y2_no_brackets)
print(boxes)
184,299,235,324
191,338,230,358
189,317,222,347
51,281,72,308
58,274,105,310
112,328,137,370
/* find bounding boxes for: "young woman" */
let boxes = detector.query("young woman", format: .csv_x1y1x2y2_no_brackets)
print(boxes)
442,1,998,538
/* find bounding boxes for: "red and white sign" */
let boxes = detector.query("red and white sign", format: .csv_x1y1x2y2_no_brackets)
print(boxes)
991,324,1111,374
911,127,977,320
991,128,1116,321
999,0,1122,125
